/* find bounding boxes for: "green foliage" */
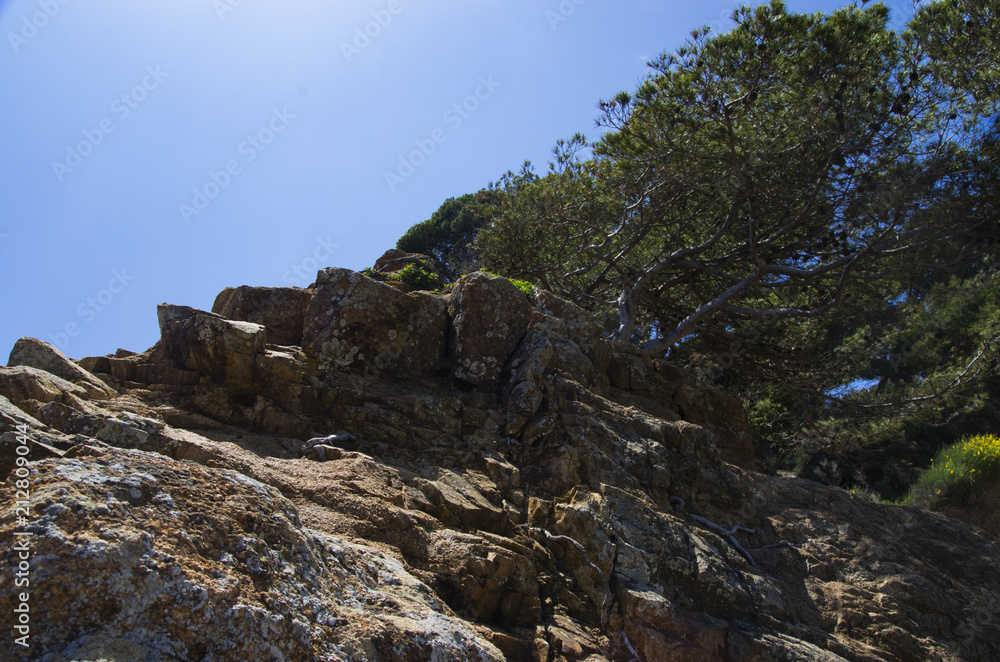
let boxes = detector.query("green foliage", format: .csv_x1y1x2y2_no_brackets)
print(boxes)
482,271,537,299
408,0,1000,500
479,0,998,356
390,264,440,291
905,433,1000,507
509,279,537,299
360,267,388,282
396,191,501,280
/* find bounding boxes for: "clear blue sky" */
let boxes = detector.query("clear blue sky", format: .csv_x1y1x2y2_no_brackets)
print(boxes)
0,0,911,360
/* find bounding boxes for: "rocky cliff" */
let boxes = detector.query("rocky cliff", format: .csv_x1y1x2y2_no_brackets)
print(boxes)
2,263,998,661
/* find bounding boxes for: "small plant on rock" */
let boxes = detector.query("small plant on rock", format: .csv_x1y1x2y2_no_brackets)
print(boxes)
361,267,388,282
391,264,440,291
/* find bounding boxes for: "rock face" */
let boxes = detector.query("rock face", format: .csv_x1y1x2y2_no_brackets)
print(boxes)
449,272,534,388
213,286,313,347
157,304,267,392
302,267,448,375
2,266,999,662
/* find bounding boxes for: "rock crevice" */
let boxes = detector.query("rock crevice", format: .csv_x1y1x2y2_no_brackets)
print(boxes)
1,264,997,661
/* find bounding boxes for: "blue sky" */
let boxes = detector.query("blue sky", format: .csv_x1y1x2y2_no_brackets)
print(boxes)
0,0,910,360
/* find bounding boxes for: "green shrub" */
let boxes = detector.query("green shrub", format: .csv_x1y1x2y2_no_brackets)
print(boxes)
508,278,537,299
482,272,536,299
361,267,388,281
905,433,1000,507
391,264,440,291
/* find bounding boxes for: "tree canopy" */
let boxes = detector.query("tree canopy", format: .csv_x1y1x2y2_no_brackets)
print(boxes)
478,0,998,353
396,190,501,281
394,0,1000,495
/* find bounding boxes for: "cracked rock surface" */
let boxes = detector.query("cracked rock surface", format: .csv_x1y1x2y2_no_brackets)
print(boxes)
2,267,998,661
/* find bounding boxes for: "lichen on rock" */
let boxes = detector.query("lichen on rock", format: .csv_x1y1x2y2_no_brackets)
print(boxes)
1,263,998,661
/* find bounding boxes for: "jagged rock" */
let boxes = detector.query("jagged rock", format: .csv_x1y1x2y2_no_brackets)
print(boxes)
76,354,113,375
0,394,43,435
0,365,91,411
619,588,728,662
35,401,105,437
4,266,999,662
7,337,117,400
0,395,60,480
302,267,448,375
157,304,267,392
449,272,533,388
107,355,140,381
533,291,612,389
212,285,313,346
608,348,754,463
0,447,506,661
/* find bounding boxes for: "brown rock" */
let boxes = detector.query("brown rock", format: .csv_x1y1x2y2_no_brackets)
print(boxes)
0,365,90,407
108,356,139,381
77,355,112,375
134,363,201,386
35,401,105,436
0,395,44,436
212,285,313,346
621,589,727,662
449,272,533,388
302,268,447,375
7,337,117,400
157,304,267,392
373,248,435,274
3,264,998,662
0,448,506,662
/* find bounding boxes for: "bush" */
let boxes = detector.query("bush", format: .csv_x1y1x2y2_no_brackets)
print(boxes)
482,272,536,299
391,264,440,291
508,278,537,299
905,433,1000,507
361,267,388,281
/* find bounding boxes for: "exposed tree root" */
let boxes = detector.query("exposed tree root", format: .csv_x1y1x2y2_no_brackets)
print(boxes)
670,496,758,568
528,526,612,627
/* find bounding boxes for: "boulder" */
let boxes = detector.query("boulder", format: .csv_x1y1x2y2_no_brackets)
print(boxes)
302,268,448,375
373,248,436,274
448,272,533,388
157,304,266,392
212,286,313,346
7,337,117,400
